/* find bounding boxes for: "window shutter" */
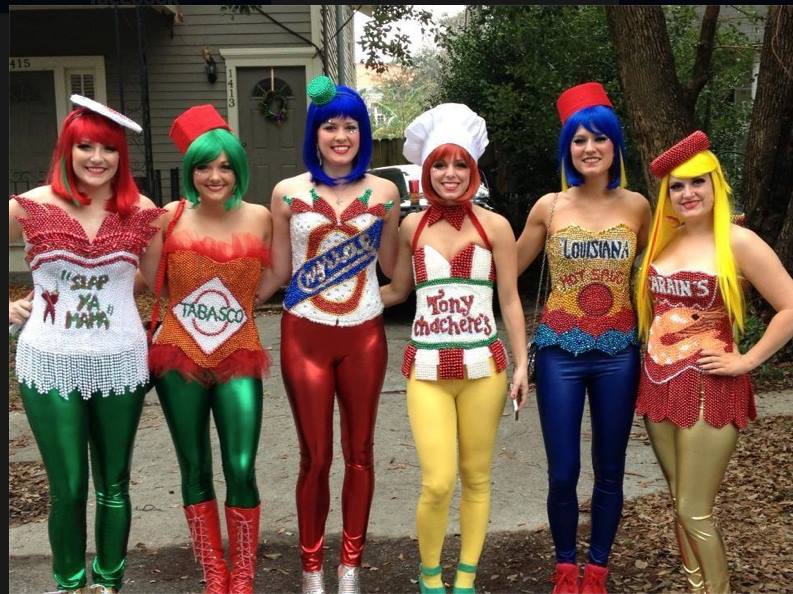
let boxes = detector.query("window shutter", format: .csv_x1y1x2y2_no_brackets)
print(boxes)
68,72,95,99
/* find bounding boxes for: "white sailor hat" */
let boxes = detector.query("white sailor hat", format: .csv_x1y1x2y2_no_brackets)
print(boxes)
69,94,142,134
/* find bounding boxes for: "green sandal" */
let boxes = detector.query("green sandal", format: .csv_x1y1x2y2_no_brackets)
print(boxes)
451,562,477,594
418,564,446,594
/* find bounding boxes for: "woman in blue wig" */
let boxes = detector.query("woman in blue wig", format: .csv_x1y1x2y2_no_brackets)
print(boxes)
257,76,400,594
515,82,652,594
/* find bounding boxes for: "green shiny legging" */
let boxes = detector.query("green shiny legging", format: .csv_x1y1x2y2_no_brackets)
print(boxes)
154,371,263,508
20,383,146,591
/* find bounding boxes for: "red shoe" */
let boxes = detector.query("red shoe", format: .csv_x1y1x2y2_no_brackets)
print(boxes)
184,500,230,594
580,563,609,594
550,562,579,594
225,504,261,594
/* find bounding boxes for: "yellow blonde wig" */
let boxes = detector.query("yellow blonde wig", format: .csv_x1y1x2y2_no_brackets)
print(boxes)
635,150,745,341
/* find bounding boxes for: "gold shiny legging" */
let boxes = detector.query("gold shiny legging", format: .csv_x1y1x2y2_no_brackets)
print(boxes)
407,367,507,576
645,416,738,594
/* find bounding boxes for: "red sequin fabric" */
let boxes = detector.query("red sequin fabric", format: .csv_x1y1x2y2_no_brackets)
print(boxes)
649,130,710,178
636,266,755,429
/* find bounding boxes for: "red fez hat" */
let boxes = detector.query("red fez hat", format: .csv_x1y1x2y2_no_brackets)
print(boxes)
650,130,710,178
556,82,613,124
169,105,230,154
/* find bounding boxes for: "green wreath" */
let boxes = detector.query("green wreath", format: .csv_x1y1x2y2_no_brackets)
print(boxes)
258,88,289,123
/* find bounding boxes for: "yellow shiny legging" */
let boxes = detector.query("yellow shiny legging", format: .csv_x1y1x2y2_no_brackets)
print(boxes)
645,416,738,594
407,367,507,588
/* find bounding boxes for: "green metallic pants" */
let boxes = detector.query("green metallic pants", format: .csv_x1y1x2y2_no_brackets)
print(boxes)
153,371,263,508
20,383,146,591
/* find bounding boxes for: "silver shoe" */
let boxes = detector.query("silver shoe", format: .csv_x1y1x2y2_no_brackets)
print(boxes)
88,586,117,594
337,564,361,594
302,569,326,594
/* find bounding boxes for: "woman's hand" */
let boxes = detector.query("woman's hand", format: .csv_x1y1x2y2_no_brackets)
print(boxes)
9,290,34,326
510,363,531,408
697,348,752,376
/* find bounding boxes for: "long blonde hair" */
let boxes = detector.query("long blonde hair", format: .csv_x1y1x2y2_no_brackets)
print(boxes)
635,150,745,340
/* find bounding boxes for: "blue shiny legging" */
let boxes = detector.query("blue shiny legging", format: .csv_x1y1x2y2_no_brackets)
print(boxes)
535,345,639,566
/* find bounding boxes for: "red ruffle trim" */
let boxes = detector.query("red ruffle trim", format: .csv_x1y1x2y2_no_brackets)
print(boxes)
541,306,636,338
636,367,756,429
401,339,508,379
149,344,271,387
163,231,270,266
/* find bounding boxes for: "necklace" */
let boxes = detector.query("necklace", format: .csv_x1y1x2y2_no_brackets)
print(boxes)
325,184,353,206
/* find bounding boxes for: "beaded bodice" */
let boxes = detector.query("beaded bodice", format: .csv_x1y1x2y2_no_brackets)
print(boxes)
152,231,268,371
535,223,638,355
284,188,393,327
12,195,164,398
403,241,508,380
637,266,754,429
643,267,734,383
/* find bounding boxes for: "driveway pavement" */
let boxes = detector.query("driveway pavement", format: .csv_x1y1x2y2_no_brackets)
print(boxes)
9,311,792,592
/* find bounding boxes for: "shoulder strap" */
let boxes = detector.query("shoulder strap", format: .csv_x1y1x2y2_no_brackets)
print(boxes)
148,199,187,341
466,205,493,251
410,208,433,253
531,193,560,327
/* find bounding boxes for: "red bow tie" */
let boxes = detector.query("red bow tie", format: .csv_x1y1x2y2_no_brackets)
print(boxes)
425,203,470,230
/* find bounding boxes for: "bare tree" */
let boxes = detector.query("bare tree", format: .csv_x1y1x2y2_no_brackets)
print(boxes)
740,6,793,269
606,6,793,273
605,6,719,194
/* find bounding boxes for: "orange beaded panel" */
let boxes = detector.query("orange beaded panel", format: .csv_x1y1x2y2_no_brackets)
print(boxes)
153,247,263,370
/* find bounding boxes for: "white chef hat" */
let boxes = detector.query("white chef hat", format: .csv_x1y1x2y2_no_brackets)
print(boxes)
403,103,489,166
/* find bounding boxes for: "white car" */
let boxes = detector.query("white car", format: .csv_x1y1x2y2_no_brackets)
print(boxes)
368,164,493,219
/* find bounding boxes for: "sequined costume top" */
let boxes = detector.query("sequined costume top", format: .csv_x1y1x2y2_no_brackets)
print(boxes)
12,195,164,399
402,206,508,380
636,266,755,429
283,187,393,327
535,223,639,355
149,224,271,386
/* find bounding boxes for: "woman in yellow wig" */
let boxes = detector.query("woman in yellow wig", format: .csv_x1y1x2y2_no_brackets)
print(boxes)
635,130,793,594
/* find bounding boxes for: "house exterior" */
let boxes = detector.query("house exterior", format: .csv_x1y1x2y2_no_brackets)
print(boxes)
10,4,359,280
9,4,358,206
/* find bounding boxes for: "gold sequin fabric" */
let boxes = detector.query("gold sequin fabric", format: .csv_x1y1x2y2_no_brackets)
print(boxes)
535,223,638,355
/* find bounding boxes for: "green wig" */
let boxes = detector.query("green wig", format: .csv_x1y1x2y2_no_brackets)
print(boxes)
182,128,249,210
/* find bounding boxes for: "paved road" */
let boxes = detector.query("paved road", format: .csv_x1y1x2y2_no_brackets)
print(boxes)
9,312,792,593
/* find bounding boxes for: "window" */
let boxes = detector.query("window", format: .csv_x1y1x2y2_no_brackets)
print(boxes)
68,71,96,99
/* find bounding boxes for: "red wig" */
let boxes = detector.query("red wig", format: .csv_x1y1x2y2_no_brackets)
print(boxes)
421,143,481,206
48,108,140,217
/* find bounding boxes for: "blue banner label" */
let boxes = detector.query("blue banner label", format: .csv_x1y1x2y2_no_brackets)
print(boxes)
284,219,383,310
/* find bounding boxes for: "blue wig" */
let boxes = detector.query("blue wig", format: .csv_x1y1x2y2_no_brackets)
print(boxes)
302,85,373,186
558,105,627,190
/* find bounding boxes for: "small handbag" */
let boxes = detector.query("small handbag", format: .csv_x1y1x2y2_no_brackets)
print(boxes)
526,193,558,382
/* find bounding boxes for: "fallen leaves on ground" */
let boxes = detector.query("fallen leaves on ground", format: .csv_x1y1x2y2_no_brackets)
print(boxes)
10,414,791,592
9,462,48,527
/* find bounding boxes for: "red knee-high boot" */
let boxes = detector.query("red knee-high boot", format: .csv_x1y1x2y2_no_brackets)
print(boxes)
225,504,261,594
184,500,230,594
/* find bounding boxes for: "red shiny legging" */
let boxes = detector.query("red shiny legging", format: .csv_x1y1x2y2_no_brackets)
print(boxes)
280,311,388,571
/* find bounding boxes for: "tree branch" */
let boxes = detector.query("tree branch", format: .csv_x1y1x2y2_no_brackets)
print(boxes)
684,5,720,108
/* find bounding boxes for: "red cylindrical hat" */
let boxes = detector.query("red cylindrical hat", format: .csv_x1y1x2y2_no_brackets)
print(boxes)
556,82,613,124
650,130,710,178
169,104,230,154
